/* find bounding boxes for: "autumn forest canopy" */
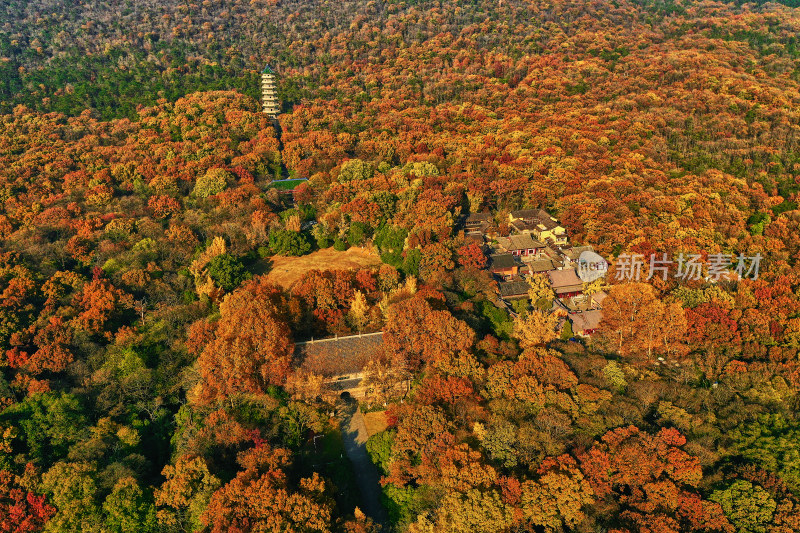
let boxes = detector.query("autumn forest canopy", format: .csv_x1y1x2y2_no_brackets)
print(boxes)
2,0,800,531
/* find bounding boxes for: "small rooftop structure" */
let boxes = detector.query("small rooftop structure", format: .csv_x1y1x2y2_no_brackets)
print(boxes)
498,279,530,300
560,245,596,264
510,234,545,250
541,246,567,265
467,223,492,236
490,253,518,269
496,234,545,260
570,310,604,336
509,219,540,234
509,208,544,221
513,234,544,249
510,208,567,245
547,268,584,297
510,208,556,226
465,212,493,227
525,258,560,274
464,213,495,237
489,253,521,280
590,291,607,309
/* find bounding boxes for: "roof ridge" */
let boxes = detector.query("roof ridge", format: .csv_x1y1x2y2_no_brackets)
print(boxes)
295,331,384,345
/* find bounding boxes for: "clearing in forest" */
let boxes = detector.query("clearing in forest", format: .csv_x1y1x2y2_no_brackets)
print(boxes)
264,246,382,289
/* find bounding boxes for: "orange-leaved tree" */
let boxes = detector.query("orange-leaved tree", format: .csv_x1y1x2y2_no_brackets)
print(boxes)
594,282,686,361
202,445,333,533
384,295,474,368
578,426,733,533
193,277,293,404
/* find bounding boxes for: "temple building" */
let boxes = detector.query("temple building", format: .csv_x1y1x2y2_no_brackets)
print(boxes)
261,65,280,117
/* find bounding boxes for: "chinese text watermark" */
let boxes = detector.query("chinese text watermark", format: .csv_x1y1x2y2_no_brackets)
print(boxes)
614,253,762,281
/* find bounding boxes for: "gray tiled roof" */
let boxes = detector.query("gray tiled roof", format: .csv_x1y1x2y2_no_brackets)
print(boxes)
571,310,603,333
561,245,594,261
508,233,545,250
510,208,541,220
511,208,560,229
547,268,582,287
296,332,383,377
499,280,530,298
490,253,519,270
527,258,558,273
465,212,493,225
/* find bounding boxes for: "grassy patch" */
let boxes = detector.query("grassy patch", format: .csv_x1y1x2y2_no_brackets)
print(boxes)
269,179,307,191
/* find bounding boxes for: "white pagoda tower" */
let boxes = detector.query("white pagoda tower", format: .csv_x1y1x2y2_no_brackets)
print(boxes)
261,65,280,118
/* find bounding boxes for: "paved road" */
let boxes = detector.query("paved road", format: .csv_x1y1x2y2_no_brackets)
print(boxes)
337,399,389,529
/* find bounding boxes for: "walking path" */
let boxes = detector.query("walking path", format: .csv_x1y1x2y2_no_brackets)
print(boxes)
337,399,389,529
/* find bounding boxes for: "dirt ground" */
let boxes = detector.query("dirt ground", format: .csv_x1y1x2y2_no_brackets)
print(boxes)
362,411,389,438
264,246,382,289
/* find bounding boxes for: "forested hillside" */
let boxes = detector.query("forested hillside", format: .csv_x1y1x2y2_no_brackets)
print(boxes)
2,0,800,531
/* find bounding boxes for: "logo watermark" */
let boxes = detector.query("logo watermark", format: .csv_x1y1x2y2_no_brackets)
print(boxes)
577,251,609,282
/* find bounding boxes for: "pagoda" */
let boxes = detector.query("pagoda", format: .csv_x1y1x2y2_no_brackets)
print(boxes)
261,65,280,117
